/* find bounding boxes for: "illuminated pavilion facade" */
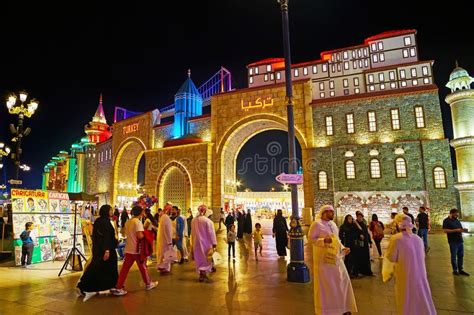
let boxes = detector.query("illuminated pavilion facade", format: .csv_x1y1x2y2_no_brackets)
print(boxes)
43,30,461,225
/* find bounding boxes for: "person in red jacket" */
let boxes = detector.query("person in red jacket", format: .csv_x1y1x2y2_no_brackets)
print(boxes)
369,214,385,258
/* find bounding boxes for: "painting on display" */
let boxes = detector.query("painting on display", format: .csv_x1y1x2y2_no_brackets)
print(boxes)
11,189,48,213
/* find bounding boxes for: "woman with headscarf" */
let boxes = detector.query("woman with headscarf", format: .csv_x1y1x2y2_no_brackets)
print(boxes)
353,211,374,276
382,214,436,315
243,209,253,235
339,214,358,277
191,205,217,282
308,205,357,315
237,210,245,240
272,209,289,257
156,203,173,273
77,204,118,302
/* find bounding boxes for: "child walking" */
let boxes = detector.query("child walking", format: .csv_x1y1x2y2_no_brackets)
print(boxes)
20,222,36,268
227,224,236,259
252,223,263,261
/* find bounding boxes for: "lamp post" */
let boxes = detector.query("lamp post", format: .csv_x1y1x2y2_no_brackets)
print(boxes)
0,143,11,171
6,91,38,181
277,0,310,283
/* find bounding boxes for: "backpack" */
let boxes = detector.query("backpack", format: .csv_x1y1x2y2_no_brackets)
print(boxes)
20,231,30,242
373,222,384,240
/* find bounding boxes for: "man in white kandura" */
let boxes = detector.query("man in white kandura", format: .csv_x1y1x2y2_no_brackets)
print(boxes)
308,205,357,315
191,204,217,282
382,213,436,315
156,203,173,273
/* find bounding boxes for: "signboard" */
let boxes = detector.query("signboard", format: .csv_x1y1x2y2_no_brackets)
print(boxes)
10,189,83,265
275,173,303,185
8,179,22,185
241,96,274,111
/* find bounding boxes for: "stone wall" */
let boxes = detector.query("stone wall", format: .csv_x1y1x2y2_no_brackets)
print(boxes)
154,124,173,149
96,140,113,204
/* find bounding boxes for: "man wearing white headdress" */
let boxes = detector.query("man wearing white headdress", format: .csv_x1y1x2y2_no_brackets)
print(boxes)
382,213,436,315
308,205,357,315
191,205,217,282
156,203,173,273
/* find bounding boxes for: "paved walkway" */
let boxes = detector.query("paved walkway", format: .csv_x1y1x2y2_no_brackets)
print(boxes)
0,222,472,315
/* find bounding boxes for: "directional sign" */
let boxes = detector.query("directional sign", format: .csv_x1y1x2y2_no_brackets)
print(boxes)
8,179,22,185
275,173,303,185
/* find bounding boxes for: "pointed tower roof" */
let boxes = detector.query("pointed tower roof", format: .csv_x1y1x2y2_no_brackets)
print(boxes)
92,93,108,124
446,61,474,92
176,69,202,98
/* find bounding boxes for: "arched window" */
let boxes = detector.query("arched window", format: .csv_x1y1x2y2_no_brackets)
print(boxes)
318,171,328,190
433,167,447,188
370,159,381,179
395,157,407,178
345,160,356,179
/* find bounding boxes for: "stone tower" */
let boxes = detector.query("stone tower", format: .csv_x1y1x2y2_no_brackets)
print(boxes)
84,94,112,143
446,63,474,222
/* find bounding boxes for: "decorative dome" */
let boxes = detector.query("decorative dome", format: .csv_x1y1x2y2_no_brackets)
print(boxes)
449,67,470,81
446,62,474,93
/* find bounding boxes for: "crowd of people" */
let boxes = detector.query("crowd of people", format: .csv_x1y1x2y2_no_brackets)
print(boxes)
25,199,466,312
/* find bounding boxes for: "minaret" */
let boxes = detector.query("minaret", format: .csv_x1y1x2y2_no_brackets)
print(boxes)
172,70,203,138
446,63,474,222
84,94,112,143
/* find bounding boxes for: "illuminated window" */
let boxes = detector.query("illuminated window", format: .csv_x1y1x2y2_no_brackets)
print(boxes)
422,66,429,76
379,53,385,62
423,78,430,84
329,81,335,89
380,83,385,90
346,113,355,134
353,61,357,69
364,48,368,57
359,60,363,68
395,158,407,178
379,73,385,82
303,67,308,76
270,73,274,80
412,79,418,86
319,82,325,91
415,106,425,128
354,77,360,86
294,69,299,77
352,50,356,58
249,68,253,75
404,36,412,46
389,71,395,80
355,88,360,94
325,116,333,136
344,89,349,96
364,59,369,67
369,85,375,91
264,74,268,82
400,70,406,79
343,51,349,59
312,65,318,74
410,48,416,57
411,68,417,77
403,49,409,58
322,64,328,72
337,63,341,72
373,54,379,63
254,67,259,74
344,61,349,70
277,72,281,80
330,91,335,97
332,64,336,73
266,65,272,72
371,43,377,51
249,77,254,84
320,92,325,98
358,50,362,58
345,160,356,179
401,81,407,87
378,42,384,50
368,74,374,83
390,82,397,89
318,171,328,190
433,167,447,188
370,159,381,178
391,108,401,130
368,111,377,132
343,79,349,88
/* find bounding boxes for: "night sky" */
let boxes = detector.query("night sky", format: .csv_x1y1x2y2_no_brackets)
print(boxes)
1,1,473,190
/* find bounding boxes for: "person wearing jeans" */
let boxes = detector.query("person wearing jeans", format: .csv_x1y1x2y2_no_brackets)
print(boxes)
443,209,469,276
416,206,430,252
113,206,158,296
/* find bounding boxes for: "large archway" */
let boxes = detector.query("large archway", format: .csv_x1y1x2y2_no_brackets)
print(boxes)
156,161,192,212
215,114,310,213
112,138,146,208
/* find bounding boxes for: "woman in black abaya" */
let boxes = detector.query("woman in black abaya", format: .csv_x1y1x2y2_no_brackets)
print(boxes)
272,209,289,257
77,204,118,301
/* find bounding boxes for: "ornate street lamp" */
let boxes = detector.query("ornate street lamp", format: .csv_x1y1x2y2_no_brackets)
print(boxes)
0,142,11,170
6,91,39,181
277,0,310,283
